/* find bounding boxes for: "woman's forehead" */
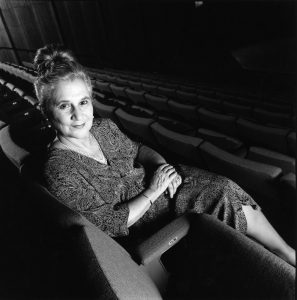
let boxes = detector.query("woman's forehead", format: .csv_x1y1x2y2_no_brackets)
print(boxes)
55,78,91,102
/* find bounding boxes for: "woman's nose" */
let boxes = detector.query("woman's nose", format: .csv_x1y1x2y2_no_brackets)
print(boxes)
71,106,83,120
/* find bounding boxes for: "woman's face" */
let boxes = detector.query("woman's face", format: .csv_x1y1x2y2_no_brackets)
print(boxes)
49,78,94,140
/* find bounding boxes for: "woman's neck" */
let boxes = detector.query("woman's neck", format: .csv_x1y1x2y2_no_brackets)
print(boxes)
58,133,93,151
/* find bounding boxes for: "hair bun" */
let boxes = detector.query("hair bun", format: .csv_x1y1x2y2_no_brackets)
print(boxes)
33,44,76,77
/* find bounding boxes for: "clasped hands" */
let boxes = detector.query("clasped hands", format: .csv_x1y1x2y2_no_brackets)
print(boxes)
149,163,182,199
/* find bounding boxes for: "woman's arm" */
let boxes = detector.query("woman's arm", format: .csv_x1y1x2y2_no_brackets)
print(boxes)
136,145,167,167
136,145,182,199
127,164,177,227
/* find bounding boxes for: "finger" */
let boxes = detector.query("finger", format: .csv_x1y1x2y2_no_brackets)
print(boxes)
168,170,177,180
158,163,170,171
176,175,182,186
162,165,176,174
167,183,174,198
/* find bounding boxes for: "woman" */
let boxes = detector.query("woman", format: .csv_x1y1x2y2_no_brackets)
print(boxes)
35,44,295,266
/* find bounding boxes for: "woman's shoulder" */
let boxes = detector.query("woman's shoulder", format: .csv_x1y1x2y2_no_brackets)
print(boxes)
44,147,75,175
91,117,120,136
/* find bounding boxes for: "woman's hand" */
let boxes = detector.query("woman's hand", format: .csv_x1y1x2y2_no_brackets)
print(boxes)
148,164,177,199
167,174,182,198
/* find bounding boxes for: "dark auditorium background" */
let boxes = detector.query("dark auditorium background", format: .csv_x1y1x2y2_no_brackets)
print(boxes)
0,0,296,299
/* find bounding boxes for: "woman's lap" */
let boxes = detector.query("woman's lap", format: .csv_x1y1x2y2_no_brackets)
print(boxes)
174,165,260,234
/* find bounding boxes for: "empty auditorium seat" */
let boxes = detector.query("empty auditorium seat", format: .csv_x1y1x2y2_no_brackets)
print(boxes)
94,80,113,95
157,115,196,136
157,86,176,98
236,118,291,155
257,101,292,114
199,141,283,206
92,99,119,122
144,94,169,113
125,88,147,106
222,101,253,118
150,122,205,166
179,85,197,94
253,108,291,127
115,77,129,86
130,105,155,117
128,80,143,91
114,108,157,145
247,146,295,174
175,90,198,104
105,75,117,83
142,83,158,94
109,83,128,99
167,100,199,125
236,96,258,107
197,95,222,111
287,131,296,157
197,107,237,136
197,128,245,155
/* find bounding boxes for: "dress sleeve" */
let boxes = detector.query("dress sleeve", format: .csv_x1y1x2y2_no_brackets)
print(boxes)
44,157,130,237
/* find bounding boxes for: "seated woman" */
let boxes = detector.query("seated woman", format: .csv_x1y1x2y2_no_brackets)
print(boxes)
34,44,295,266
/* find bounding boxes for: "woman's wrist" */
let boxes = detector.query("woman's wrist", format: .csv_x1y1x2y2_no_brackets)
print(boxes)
142,187,159,204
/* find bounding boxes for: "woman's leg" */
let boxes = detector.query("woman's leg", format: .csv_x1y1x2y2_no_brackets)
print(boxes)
242,205,295,266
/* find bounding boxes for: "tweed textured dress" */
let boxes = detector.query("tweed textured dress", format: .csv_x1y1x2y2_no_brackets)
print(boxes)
43,118,260,238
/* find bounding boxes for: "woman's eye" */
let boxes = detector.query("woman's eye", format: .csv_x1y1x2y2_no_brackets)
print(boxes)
58,103,70,110
80,99,90,105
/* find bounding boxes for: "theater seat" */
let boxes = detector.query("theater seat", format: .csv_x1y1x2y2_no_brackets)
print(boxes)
128,80,143,91
109,83,128,100
236,118,290,155
175,90,198,104
150,122,205,167
199,141,283,207
197,107,237,136
157,115,196,136
0,123,55,170
115,77,129,86
222,101,253,118
94,80,113,96
253,108,291,127
257,101,292,114
179,85,197,94
144,93,169,113
197,95,222,111
92,99,119,123
197,128,245,156
247,146,295,174
125,88,147,106
157,86,176,98
114,108,157,146
142,83,158,94
167,99,199,125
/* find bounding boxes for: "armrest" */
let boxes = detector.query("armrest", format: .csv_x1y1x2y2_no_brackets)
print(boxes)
134,214,190,265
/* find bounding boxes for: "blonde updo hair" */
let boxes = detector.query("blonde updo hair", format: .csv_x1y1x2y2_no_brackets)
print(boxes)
33,44,92,118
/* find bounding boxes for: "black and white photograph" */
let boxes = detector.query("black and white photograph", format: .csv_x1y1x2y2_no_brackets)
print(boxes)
0,0,296,299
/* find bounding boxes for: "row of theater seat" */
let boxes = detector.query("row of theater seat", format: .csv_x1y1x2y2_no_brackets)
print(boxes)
89,65,294,107
93,95,296,174
93,80,295,129
0,61,295,173
0,62,295,298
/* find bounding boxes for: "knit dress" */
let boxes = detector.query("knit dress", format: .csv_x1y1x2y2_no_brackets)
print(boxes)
43,118,260,238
